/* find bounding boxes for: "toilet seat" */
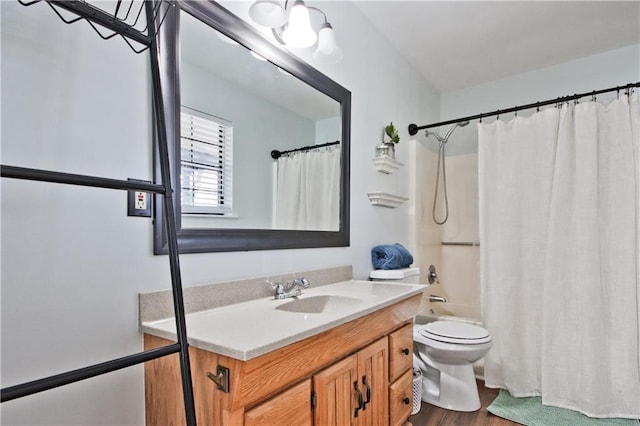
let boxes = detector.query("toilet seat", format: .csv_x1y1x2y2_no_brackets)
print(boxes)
418,320,491,345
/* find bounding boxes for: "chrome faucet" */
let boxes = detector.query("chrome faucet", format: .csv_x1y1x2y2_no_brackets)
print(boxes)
429,294,448,303
268,278,310,300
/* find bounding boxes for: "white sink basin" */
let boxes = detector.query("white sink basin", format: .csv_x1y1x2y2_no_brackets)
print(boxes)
275,295,365,314
141,280,425,361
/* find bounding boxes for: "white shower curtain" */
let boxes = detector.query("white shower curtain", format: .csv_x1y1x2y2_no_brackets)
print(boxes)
275,147,340,231
479,93,640,418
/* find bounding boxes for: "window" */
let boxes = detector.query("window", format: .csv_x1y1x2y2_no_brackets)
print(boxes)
180,107,233,215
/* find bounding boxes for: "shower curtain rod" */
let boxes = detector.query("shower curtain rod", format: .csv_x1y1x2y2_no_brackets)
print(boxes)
271,140,339,159
408,81,640,135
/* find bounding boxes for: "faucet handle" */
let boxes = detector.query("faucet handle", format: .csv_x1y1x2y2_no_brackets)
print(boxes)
427,265,439,284
295,278,310,288
266,280,284,294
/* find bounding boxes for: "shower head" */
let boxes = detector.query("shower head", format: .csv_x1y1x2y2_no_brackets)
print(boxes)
442,120,469,142
424,120,470,143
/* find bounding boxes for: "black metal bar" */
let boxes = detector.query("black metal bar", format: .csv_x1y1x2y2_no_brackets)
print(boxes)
408,81,640,135
146,3,197,425
271,140,340,159
1,165,166,194
46,0,151,47
1,344,181,403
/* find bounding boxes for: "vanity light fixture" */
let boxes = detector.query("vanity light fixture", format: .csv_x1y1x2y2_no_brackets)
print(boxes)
281,1,316,47
248,0,343,63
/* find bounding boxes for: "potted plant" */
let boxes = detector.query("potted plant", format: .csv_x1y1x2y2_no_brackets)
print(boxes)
376,122,400,159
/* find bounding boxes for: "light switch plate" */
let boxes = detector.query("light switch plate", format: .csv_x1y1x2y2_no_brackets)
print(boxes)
127,178,152,217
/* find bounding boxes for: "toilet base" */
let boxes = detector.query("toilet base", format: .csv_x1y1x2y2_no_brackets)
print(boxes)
420,359,481,412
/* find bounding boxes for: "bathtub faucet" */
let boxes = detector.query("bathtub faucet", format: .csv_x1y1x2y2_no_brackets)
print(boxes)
429,294,447,303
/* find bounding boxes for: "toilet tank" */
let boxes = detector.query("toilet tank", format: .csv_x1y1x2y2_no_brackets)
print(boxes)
369,267,421,284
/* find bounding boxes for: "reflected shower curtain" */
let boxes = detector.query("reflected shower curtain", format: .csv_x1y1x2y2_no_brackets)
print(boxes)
479,93,640,418
275,147,340,231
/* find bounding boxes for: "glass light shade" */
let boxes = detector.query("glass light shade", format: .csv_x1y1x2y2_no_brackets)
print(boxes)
312,23,343,63
282,1,317,48
249,0,287,28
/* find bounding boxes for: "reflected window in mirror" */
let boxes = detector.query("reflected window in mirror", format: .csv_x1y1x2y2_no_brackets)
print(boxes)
180,107,234,217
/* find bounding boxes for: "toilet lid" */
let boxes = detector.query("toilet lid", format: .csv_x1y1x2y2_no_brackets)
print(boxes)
419,320,491,344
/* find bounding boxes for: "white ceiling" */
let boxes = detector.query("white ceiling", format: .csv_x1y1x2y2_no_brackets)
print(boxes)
353,1,640,92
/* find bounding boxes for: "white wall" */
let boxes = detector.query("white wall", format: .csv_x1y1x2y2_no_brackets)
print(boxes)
0,1,438,424
440,44,640,155
415,44,640,320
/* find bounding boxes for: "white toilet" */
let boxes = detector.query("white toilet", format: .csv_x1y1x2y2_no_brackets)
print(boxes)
413,320,492,411
369,267,492,412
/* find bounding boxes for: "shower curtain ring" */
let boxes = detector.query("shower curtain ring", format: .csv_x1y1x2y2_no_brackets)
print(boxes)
592,91,596,102
536,102,540,112
514,107,518,117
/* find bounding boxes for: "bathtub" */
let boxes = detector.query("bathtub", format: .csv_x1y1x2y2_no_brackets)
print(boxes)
415,312,482,327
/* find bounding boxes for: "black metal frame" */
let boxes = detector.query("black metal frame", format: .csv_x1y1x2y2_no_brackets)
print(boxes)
0,2,196,425
153,1,351,254
409,82,640,135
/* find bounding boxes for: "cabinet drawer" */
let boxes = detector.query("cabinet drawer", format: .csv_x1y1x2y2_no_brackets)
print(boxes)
388,323,413,382
389,369,413,426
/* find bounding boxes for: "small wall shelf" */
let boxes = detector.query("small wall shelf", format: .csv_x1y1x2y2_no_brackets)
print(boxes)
367,192,409,208
373,156,404,174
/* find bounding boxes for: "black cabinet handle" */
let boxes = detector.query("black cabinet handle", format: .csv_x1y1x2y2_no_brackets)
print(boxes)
362,376,371,410
401,348,410,356
353,381,363,418
403,397,411,405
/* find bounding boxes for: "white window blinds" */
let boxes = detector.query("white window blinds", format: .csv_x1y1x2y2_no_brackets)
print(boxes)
180,107,233,215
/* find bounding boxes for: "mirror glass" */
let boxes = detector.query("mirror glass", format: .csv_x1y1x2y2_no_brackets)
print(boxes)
153,1,351,254
180,11,341,231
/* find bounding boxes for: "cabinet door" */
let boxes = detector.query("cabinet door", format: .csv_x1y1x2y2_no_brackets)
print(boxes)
356,337,389,426
313,355,359,425
245,379,312,426
389,369,412,426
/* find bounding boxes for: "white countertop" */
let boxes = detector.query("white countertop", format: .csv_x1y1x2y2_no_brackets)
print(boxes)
140,280,425,361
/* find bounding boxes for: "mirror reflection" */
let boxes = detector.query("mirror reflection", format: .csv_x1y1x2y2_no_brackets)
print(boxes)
179,10,342,231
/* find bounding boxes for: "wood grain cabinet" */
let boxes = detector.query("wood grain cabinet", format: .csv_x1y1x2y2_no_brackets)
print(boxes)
313,337,388,425
244,379,312,426
144,295,420,425
388,323,414,426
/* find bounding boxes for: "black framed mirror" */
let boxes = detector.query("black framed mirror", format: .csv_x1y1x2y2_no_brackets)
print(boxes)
154,1,350,254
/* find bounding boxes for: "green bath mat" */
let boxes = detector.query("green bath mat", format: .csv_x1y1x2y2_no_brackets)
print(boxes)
488,389,640,426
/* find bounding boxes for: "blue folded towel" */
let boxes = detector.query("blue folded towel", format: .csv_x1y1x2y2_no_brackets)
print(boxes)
371,243,414,270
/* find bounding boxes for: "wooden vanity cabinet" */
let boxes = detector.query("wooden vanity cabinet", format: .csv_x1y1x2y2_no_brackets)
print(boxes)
244,379,312,426
144,294,420,426
313,337,388,425
388,323,414,426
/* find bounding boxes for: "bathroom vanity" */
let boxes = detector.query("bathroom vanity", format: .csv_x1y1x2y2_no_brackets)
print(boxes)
140,278,423,425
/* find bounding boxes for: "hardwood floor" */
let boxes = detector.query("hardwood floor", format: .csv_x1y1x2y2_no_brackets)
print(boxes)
408,380,520,426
